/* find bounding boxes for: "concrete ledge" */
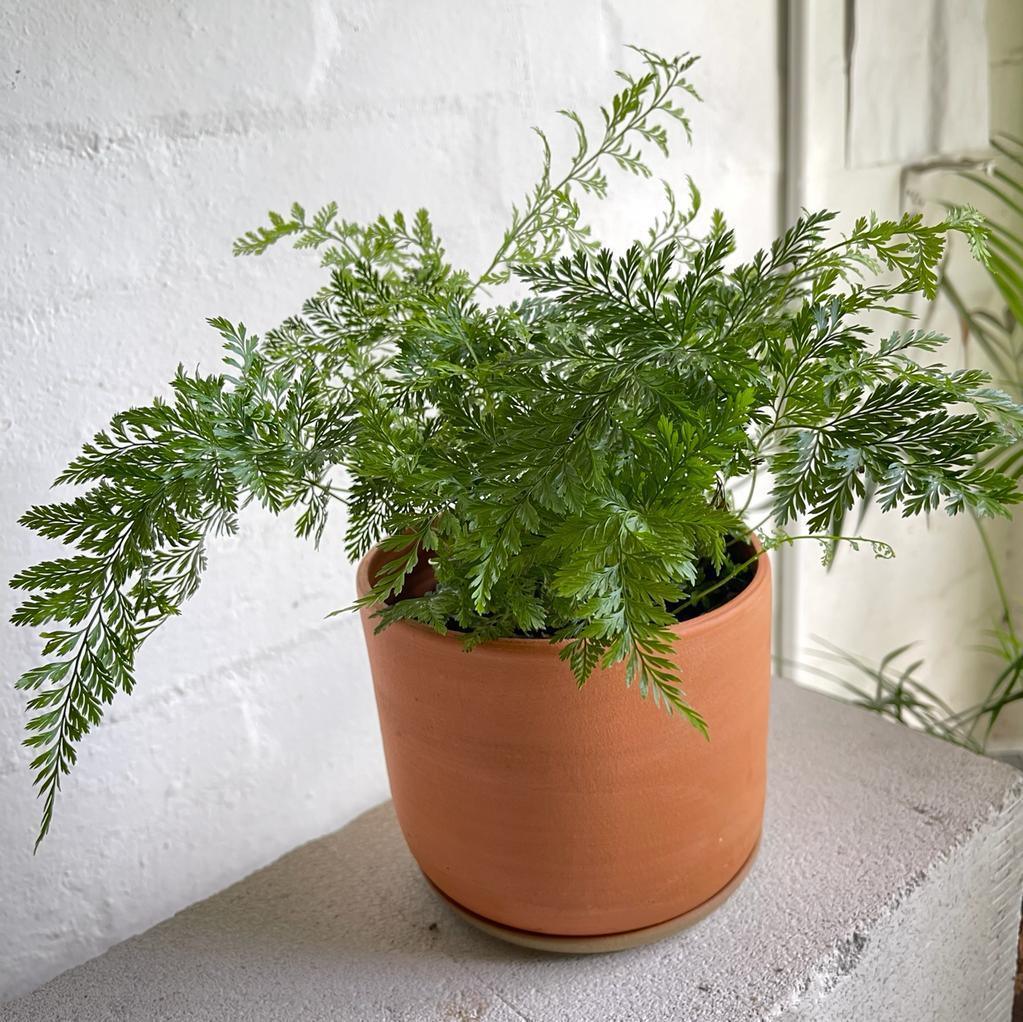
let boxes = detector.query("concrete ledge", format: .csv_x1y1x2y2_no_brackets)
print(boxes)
3,681,1022,1022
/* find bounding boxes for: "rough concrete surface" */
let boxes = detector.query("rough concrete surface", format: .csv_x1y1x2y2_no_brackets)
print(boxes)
3,681,1020,1022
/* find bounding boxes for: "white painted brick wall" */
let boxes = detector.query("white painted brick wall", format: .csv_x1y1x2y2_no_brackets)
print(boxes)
0,1,781,1001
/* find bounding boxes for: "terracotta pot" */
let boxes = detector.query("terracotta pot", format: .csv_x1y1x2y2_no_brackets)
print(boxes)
356,545,772,946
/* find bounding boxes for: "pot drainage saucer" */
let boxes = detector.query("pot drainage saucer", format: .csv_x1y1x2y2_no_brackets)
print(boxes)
424,834,761,954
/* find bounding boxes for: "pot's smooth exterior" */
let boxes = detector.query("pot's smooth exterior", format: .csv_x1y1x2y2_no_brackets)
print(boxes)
357,548,772,938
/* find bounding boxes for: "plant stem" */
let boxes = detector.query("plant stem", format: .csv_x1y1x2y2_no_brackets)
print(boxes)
974,514,1018,646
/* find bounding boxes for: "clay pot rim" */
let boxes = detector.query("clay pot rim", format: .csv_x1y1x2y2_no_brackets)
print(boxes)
356,535,770,652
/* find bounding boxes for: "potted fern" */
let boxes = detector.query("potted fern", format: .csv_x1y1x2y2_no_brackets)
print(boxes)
11,48,1023,951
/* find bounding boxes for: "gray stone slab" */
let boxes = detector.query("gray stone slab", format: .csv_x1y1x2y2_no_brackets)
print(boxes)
3,681,1022,1022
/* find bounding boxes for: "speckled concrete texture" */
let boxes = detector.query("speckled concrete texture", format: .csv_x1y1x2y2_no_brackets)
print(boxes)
3,681,1021,1021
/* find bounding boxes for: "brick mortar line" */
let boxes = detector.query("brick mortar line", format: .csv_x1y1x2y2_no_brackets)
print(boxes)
0,89,544,164
0,615,360,783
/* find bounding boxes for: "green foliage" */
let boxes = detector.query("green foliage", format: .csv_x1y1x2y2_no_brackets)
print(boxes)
795,626,1023,755
478,47,701,285
11,49,1023,845
791,641,989,753
816,134,1023,753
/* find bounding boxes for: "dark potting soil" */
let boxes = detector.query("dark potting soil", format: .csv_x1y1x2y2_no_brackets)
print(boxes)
667,538,758,622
